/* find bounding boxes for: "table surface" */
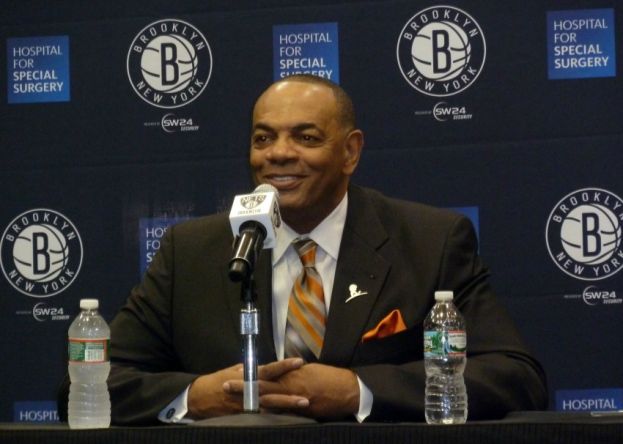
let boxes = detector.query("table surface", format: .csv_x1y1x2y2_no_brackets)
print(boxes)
2,412,623,444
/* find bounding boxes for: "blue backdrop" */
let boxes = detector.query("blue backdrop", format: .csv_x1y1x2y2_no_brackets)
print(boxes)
1,0,622,422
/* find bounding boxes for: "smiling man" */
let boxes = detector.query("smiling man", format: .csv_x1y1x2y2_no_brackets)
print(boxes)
60,75,547,425
249,78,363,234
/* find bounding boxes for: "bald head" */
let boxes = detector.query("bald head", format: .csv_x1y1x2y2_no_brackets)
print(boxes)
256,75,357,131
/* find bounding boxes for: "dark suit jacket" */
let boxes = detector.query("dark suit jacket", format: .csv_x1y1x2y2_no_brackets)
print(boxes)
65,185,547,424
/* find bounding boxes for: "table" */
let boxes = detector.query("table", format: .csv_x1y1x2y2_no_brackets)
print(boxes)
1,412,622,444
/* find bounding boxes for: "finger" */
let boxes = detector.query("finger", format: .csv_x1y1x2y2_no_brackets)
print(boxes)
224,380,286,395
258,358,304,380
260,394,309,409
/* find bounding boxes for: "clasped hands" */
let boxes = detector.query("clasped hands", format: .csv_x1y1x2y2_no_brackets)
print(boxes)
187,358,359,420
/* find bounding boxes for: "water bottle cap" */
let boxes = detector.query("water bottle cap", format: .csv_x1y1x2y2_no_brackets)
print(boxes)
80,299,99,310
434,291,454,301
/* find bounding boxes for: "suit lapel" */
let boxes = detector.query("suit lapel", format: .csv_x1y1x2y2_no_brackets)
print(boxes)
320,186,391,366
255,249,277,362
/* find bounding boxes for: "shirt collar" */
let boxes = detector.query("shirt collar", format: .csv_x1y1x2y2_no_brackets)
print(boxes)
273,193,348,265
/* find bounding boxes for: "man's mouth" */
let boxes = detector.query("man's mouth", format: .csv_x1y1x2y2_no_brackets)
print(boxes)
265,175,303,189
269,175,300,182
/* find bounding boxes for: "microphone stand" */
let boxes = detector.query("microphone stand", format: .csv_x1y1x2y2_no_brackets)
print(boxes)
229,229,262,412
195,240,316,427
240,274,259,412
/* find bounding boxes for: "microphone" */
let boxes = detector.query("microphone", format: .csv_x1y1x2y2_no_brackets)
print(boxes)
228,184,281,282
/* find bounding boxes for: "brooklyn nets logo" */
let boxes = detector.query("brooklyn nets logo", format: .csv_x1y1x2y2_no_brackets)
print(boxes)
1,209,83,297
241,195,266,210
127,19,212,108
546,188,623,281
396,6,486,97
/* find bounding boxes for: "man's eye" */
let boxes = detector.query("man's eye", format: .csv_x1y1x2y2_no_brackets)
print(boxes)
299,134,319,142
253,134,271,144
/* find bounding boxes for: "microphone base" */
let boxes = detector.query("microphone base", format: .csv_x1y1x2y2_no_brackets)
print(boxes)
192,412,317,427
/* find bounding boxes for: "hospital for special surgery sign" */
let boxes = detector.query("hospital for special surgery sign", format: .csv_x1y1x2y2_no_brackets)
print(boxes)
7,36,70,104
273,22,339,83
547,9,615,80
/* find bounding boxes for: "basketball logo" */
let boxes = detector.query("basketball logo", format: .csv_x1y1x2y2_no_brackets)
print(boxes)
241,195,266,210
1,209,83,298
546,188,623,281
141,35,199,93
411,22,471,81
13,224,69,282
127,19,212,108
397,6,486,97
560,204,621,265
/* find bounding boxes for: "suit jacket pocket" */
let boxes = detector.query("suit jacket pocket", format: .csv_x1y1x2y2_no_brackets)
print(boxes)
353,325,423,366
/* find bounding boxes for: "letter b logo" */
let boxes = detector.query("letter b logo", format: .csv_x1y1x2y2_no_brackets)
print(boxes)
582,213,600,257
32,232,50,274
432,30,450,73
560,204,621,265
160,43,179,86
12,225,68,281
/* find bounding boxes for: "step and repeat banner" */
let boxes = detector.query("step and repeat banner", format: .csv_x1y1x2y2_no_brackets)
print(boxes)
1,0,622,422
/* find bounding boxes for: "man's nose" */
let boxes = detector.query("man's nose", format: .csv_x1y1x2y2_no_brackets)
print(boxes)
266,136,297,161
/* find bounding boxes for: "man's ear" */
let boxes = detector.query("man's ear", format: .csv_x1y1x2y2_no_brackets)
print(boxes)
343,129,364,175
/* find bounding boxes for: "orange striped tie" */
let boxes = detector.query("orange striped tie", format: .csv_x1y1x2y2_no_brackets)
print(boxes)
284,239,326,362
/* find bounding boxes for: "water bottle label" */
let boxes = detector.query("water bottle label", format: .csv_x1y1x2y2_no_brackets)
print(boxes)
68,339,110,363
424,330,466,358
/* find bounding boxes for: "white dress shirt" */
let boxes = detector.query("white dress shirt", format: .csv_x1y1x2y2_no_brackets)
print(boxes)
159,193,372,423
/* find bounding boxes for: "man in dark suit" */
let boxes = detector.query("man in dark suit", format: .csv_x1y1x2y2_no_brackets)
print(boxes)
93,75,547,424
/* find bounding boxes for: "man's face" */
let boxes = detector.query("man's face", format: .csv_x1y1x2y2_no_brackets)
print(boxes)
250,80,362,233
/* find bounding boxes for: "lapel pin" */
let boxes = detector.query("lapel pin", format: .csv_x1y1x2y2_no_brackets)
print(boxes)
345,284,368,303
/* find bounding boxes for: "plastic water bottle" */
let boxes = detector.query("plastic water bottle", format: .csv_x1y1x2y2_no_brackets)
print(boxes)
67,299,111,429
424,290,468,424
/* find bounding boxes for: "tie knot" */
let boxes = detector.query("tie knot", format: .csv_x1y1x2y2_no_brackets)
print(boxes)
293,238,317,267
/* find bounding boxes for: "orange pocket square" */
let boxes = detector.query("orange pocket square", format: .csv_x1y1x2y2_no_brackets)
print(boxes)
361,309,407,343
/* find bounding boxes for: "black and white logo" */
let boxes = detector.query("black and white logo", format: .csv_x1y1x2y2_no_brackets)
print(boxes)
127,19,212,108
161,113,199,133
433,101,472,121
582,286,619,306
241,195,266,210
546,188,623,281
31,302,70,321
1,209,83,297
272,203,281,229
397,5,486,97
563,285,621,306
